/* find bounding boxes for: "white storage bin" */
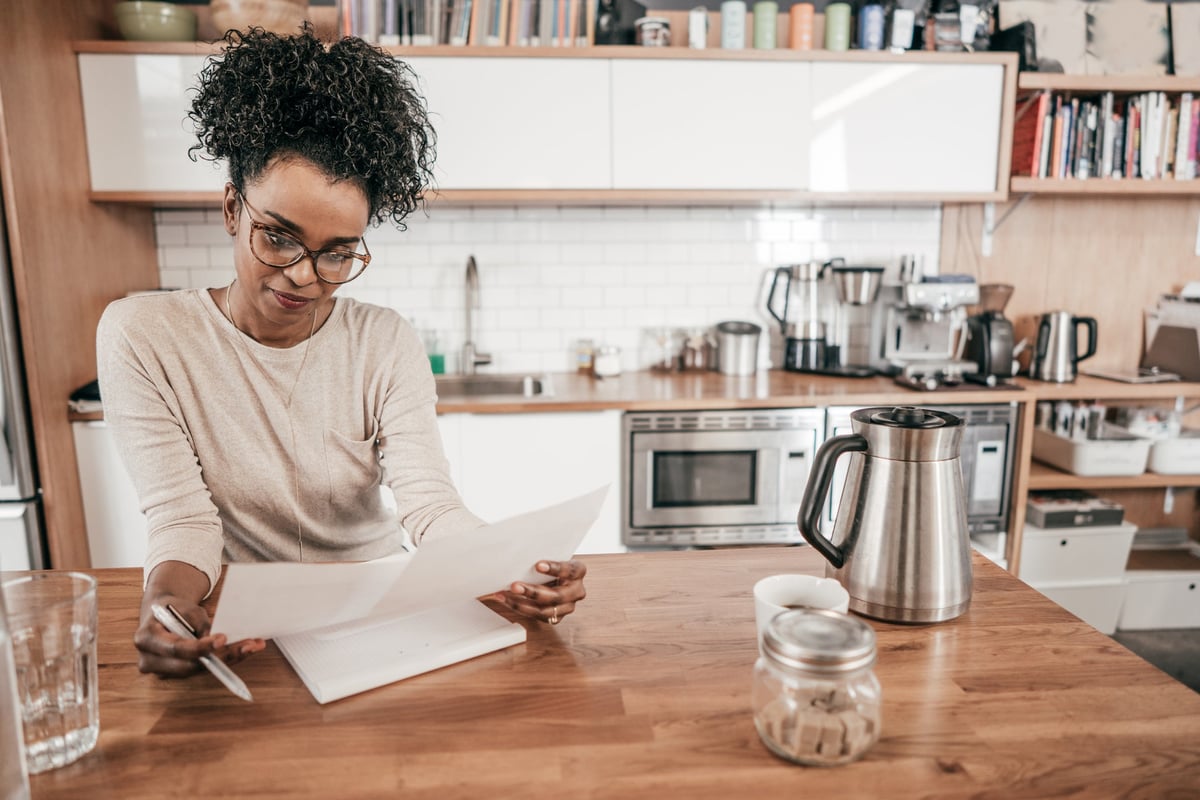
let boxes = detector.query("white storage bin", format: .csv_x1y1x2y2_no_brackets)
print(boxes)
1148,431,1200,475
1019,522,1137,584
1118,545,1200,631
1034,579,1127,635
1031,428,1150,477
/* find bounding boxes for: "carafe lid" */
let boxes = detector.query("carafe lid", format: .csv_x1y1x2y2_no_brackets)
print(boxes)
870,406,952,429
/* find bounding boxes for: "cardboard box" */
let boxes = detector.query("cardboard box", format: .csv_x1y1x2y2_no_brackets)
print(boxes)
1118,545,1200,631
1019,521,1137,584
1026,489,1125,529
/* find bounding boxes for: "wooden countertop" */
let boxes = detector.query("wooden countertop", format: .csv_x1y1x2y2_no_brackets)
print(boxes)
26,548,1200,798
67,370,1200,420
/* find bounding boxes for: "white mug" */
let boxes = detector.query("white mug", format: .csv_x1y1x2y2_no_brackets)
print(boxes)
753,573,850,638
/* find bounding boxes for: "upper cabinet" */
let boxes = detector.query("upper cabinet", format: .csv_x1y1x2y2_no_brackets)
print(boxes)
809,62,1006,195
74,46,1016,204
78,53,225,193
610,60,810,190
405,56,612,190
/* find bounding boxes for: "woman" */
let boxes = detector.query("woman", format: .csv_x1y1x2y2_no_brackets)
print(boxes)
96,25,587,679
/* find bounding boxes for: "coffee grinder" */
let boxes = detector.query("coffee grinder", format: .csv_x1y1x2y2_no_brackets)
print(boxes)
963,283,1017,385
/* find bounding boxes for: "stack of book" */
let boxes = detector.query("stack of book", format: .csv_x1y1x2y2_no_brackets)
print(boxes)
1012,90,1200,181
339,0,597,47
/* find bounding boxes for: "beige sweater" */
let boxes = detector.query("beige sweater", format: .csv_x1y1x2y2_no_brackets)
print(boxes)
96,289,483,593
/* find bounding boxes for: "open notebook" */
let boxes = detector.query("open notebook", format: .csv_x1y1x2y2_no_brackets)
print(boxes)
211,486,609,703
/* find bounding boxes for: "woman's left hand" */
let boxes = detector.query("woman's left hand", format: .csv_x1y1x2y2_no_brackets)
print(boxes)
494,560,587,625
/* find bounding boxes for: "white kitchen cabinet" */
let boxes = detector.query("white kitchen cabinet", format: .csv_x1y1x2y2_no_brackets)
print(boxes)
404,57,612,190
437,410,624,554
72,421,148,569
808,62,1004,194
77,54,225,193
610,60,811,190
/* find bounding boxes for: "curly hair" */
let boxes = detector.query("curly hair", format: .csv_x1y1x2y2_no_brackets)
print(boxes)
188,24,436,228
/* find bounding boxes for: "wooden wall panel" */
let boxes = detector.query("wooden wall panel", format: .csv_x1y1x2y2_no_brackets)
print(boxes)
0,0,161,567
941,196,1200,373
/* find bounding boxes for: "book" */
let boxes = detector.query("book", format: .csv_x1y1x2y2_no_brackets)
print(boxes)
1189,99,1200,180
1050,95,1065,178
1011,91,1049,177
1175,94,1193,180
211,486,610,704
1026,489,1125,529
1038,99,1055,178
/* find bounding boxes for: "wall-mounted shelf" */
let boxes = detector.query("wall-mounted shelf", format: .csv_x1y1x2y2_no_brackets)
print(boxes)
1028,461,1200,490
1017,74,1200,93
1010,178,1200,196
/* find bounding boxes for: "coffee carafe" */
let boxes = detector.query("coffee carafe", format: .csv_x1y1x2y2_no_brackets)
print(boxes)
766,262,834,372
798,406,972,624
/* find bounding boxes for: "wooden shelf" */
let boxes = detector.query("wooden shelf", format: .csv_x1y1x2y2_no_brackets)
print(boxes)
72,39,1016,65
1017,74,1200,93
1028,461,1200,490
1010,177,1200,196
1016,376,1200,401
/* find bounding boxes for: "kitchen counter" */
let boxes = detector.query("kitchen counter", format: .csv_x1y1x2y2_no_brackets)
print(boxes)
68,371,1200,419
26,548,1200,798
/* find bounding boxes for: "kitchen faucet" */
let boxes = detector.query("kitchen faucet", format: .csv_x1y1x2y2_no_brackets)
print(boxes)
461,254,491,374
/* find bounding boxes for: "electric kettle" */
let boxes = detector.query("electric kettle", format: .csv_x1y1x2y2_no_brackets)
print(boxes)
798,406,972,624
1030,310,1098,383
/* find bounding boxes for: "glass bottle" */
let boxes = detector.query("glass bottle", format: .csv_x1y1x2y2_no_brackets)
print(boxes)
752,608,881,767
0,569,30,800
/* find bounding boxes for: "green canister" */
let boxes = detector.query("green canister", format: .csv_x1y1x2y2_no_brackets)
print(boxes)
752,0,778,49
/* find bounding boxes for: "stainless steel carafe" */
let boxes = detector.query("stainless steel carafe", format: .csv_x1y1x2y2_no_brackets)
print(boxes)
1030,310,1098,383
798,406,972,624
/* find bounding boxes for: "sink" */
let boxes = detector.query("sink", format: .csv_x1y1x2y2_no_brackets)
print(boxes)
435,374,550,399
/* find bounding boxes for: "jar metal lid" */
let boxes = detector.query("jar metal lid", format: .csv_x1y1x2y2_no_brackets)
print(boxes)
635,16,670,26
762,608,877,676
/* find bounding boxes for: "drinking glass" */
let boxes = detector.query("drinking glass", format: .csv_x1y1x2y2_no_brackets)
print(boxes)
1,573,99,774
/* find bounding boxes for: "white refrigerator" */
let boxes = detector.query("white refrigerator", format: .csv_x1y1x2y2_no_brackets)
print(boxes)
0,180,44,571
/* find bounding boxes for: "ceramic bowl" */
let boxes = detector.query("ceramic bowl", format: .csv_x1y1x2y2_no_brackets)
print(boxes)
210,0,310,35
114,1,198,42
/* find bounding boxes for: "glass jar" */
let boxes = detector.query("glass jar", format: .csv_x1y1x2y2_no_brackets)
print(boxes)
680,327,714,371
574,338,595,374
593,345,622,378
752,608,881,767
640,327,682,372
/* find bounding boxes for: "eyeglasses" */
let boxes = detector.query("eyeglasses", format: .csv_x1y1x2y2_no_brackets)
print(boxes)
238,192,371,285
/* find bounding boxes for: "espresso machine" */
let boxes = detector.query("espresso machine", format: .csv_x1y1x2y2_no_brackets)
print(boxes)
881,265,980,390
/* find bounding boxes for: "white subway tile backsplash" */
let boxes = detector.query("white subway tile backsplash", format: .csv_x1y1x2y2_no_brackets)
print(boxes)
154,203,942,372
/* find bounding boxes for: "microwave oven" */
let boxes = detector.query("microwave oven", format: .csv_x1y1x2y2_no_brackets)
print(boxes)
621,408,825,548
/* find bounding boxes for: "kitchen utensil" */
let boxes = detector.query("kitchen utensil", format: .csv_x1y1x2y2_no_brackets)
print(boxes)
798,406,973,623
714,320,761,376
1030,310,1098,382
114,1,197,41
210,0,309,35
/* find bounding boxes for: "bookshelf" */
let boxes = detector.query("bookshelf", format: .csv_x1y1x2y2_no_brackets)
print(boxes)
1010,73,1200,195
1027,461,1200,491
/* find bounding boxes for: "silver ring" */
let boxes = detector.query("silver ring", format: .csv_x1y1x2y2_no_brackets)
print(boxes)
550,606,559,625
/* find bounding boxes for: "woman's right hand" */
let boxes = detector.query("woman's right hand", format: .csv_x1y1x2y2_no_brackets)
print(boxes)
135,561,266,678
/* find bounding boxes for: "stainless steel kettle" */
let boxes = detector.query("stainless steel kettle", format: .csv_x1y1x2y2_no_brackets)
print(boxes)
798,406,972,624
1030,310,1098,382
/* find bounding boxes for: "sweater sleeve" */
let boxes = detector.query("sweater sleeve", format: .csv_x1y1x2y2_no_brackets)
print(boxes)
96,299,225,596
375,318,486,543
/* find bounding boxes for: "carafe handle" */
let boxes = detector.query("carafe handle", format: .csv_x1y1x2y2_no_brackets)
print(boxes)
765,266,792,335
1073,316,1098,363
798,433,868,569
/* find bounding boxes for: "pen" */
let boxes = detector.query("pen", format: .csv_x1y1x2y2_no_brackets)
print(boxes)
150,603,254,702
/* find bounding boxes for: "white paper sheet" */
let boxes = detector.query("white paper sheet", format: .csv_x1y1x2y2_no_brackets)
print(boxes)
211,485,609,643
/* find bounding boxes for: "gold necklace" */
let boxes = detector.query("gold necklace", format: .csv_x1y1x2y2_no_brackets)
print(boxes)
224,280,319,560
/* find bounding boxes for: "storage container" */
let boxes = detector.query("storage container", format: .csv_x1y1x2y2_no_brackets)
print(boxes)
1118,546,1200,631
1018,521,1137,584
1147,431,1200,475
1034,579,1127,635
1031,428,1150,477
